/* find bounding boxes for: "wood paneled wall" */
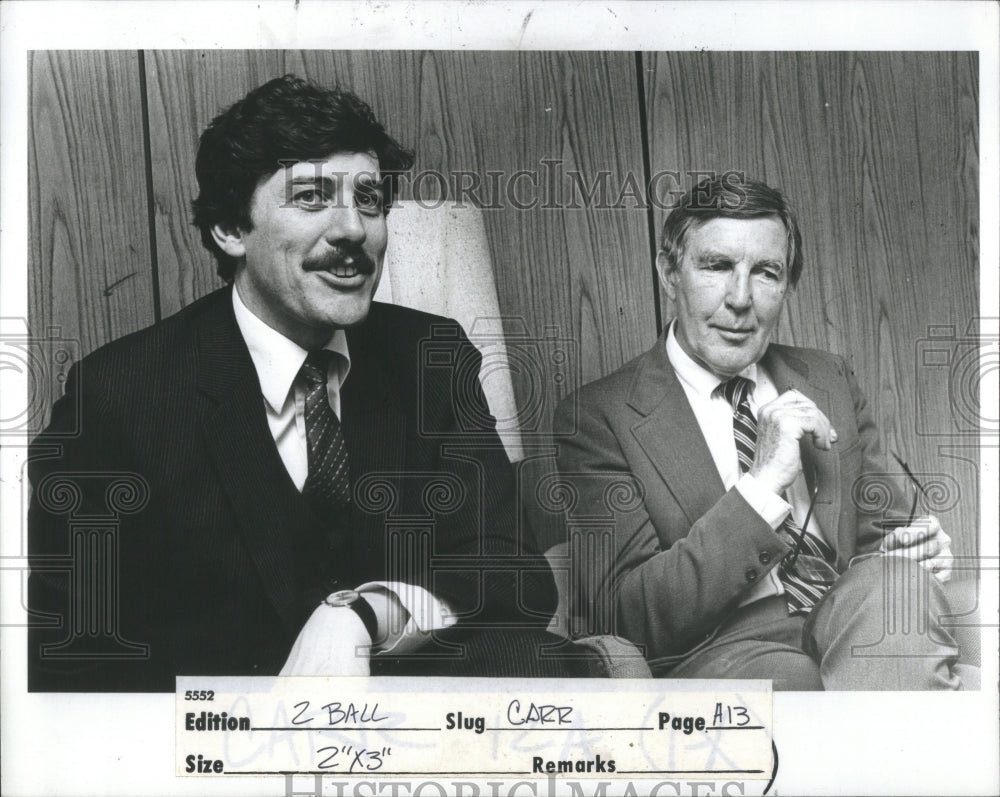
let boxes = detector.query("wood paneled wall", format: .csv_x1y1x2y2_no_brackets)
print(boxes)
645,52,980,560
28,51,157,405
28,51,980,556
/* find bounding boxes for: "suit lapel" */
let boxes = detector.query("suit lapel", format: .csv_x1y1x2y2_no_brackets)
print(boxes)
342,323,404,477
626,336,846,555
763,347,842,550
627,334,728,525
195,289,318,634
342,315,407,562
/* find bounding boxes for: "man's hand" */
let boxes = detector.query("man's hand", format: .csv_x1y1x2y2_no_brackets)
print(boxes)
881,515,953,583
280,604,372,676
749,389,838,494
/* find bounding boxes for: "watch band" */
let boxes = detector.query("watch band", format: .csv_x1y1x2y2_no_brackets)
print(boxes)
324,589,379,643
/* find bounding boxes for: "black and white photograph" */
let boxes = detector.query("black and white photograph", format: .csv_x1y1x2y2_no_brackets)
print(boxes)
1,2,997,796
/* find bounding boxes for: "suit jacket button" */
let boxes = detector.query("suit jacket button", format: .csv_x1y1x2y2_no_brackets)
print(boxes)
745,568,758,582
759,552,772,565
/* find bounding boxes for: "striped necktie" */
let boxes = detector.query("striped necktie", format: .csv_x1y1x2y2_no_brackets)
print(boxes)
718,376,838,615
300,350,351,513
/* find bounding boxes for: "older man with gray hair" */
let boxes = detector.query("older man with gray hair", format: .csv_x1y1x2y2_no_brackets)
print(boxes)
556,174,977,690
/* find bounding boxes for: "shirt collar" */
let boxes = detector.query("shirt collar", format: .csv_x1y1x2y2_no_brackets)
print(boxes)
232,286,351,413
665,321,758,399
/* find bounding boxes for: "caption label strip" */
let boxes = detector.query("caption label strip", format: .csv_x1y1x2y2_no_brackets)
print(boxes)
176,677,773,779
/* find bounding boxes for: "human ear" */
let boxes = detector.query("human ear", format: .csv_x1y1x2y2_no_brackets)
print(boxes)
656,250,678,300
210,224,247,259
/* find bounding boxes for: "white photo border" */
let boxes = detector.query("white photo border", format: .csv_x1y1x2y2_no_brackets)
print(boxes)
2,2,997,796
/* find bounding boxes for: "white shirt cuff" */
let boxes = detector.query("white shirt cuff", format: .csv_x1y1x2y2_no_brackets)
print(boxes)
357,581,457,656
735,473,791,530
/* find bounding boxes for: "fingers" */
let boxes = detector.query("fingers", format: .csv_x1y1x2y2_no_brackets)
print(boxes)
758,390,837,450
927,515,949,547
882,526,942,557
751,390,838,493
880,518,951,582
921,549,953,583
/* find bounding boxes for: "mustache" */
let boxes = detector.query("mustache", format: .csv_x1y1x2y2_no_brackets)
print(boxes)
302,245,377,275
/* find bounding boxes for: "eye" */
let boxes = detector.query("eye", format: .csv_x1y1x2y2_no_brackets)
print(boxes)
354,184,385,215
753,263,784,281
293,189,329,210
706,259,733,271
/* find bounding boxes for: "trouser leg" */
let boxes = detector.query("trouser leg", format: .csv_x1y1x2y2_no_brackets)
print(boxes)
664,597,824,691
803,555,973,690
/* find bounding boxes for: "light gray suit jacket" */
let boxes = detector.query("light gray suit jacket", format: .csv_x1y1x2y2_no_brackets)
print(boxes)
554,331,898,671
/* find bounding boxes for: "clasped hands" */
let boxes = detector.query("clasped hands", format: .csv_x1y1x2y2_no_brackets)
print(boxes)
748,389,952,583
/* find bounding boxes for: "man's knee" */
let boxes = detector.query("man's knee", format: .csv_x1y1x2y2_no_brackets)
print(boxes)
805,554,966,687
816,554,950,624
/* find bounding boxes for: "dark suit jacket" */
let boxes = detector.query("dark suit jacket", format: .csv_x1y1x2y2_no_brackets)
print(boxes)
554,330,900,671
29,286,555,691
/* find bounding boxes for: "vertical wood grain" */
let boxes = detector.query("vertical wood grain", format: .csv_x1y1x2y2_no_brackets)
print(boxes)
34,50,977,556
143,50,287,313
423,51,655,549
28,50,156,422
644,52,979,555
142,51,652,550
145,50,654,407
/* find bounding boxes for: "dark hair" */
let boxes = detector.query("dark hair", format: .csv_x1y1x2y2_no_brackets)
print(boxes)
192,74,415,281
659,174,804,287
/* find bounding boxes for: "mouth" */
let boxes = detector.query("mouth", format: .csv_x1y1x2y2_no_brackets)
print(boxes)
304,249,377,288
713,325,755,342
313,267,370,289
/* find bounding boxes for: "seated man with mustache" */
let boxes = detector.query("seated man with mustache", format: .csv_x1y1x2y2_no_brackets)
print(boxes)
28,75,570,691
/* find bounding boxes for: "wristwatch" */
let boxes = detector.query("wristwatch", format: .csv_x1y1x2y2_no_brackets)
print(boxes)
324,590,378,643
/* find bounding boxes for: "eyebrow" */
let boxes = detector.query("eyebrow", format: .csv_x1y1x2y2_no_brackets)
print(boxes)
694,251,734,263
289,175,337,187
693,251,786,270
289,173,384,188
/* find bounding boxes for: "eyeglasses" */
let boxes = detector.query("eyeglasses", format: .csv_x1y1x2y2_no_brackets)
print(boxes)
782,479,819,571
891,451,928,526
780,479,838,586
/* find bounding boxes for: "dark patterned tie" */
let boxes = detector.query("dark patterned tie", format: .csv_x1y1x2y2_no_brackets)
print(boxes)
718,376,838,615
300,350,351,512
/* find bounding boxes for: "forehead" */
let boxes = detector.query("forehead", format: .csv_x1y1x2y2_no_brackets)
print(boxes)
684,216,788,261
279,150,382,182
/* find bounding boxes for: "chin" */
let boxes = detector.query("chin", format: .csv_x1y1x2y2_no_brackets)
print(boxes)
707,354,756,378
328,303,374,329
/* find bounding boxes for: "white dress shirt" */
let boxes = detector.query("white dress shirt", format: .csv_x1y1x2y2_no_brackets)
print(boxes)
232,287,455,651
665,324,832,605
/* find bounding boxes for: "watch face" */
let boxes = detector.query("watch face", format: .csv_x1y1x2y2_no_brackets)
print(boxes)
324,589,360,607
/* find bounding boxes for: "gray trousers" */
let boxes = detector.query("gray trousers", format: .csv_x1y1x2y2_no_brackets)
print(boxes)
666,556,979,691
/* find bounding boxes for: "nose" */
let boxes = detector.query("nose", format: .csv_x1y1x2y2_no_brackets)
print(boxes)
724,268,752,312
325,202,367,245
